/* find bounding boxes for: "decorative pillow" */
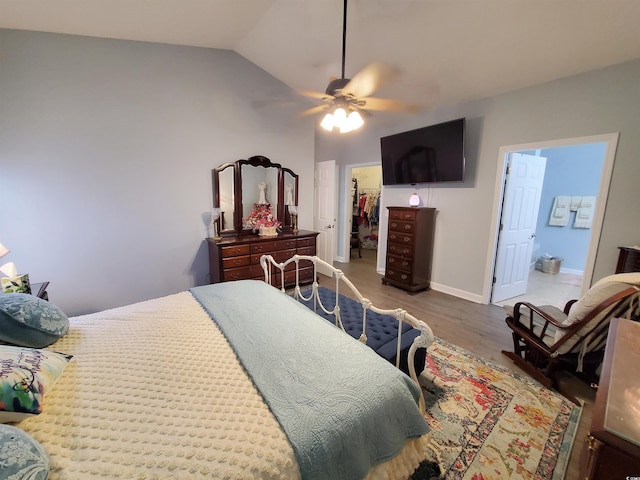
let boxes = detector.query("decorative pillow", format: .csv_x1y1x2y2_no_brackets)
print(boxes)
0,424,49,479
0,293,69,348
0,345,72,423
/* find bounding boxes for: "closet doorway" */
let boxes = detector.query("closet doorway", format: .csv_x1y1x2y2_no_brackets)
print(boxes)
345,164,382,268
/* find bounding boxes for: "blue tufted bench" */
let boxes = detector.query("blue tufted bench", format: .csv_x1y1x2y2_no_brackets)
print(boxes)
297,286,426,377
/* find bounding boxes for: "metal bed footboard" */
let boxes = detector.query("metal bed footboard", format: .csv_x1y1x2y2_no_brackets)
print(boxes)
260,254,434,412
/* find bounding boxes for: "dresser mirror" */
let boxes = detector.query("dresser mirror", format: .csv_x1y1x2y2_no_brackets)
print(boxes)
212,162,235,232
282,167,299,228
212,156,298,235
240,160,280,223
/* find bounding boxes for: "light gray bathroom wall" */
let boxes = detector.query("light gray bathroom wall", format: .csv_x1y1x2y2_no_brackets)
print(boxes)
0,29,315,315
317,58,640,302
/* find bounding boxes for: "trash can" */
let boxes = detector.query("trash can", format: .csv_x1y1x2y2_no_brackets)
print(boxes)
541,257,562,274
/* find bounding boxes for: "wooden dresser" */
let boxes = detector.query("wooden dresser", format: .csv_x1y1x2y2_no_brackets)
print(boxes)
207,230,318,287
382,207,436,294
578,318,640,480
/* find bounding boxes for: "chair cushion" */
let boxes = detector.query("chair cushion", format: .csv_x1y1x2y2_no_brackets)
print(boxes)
555,280,637,353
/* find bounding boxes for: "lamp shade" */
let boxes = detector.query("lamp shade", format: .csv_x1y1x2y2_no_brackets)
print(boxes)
0,243,8,259
409,193,421,207
0,261,18,278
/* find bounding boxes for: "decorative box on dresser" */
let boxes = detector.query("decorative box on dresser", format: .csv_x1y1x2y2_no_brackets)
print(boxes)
208,230,318,287
382,207,436,294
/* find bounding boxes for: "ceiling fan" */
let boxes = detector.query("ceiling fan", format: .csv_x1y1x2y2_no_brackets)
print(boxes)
299,0,420,133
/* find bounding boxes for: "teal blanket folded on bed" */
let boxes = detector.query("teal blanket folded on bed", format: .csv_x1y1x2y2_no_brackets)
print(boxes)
191,280,428,480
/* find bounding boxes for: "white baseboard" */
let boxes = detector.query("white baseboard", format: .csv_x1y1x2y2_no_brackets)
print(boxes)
430,282,485,304
560,267,584,276
374,269,485,304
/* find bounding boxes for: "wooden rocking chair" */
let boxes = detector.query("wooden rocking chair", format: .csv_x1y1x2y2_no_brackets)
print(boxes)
502,273,640,399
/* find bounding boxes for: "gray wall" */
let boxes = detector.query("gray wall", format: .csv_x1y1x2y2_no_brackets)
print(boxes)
317,59,640,302
0,29,315,315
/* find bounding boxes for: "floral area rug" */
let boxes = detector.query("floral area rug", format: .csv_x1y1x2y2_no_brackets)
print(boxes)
420,338,581,480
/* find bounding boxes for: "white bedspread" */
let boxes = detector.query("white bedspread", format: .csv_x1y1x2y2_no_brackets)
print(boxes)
16,291,427,479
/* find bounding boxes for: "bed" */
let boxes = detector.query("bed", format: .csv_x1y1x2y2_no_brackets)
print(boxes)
1,255,435,480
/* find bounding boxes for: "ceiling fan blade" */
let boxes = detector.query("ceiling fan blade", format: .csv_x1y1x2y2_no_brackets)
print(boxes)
298,89,333,100
342,62,399,99
360,97,421,113
299,104,330,117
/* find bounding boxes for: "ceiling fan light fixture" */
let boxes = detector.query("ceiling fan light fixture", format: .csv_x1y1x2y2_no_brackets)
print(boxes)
348,110,364,129
320,113,335,131
321,106,364,133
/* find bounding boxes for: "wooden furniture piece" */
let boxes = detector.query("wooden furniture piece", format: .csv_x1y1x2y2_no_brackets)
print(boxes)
350,232,362,258
208,230,318,287
616,246,640,273
578,318,640,479
31,281,49,301
382,207,435,294
212,155,299,235
502,277,640,402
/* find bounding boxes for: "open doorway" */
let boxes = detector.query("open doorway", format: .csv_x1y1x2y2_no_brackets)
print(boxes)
487,133,619,308
344,164,382,268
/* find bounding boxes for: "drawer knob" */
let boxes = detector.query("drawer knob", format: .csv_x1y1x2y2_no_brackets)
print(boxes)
401,274,408,280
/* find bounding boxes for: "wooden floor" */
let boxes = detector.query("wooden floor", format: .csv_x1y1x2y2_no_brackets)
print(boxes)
324,249,594,480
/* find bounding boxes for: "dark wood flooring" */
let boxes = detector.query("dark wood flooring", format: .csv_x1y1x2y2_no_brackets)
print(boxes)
322,248,593,480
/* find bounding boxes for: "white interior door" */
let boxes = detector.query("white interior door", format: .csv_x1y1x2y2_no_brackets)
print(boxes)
492,153,547,303
314,160,336,276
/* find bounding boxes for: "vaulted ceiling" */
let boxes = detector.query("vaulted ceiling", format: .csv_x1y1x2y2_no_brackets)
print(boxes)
3,0,640,121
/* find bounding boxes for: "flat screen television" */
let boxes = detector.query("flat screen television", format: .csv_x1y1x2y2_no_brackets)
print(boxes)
380,118,465,185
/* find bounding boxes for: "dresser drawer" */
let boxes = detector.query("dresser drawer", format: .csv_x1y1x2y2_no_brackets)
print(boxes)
222,255,250,269
387,243,414,257
389,209,417,221
297,246,316,256
262,266,315,287
252,248,296,265
384,268,413,286
388,231,414,245
386,254,413,273
388,220,415,233
297,237,316,248
221,244,250,258
222,266,254,281
251,239,297,254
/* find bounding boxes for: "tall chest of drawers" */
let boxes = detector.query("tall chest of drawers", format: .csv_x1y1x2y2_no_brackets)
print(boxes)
207,230,318,287
382,207,436,294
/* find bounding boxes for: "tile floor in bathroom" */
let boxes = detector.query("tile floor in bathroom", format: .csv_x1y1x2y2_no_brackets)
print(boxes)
493,269,583,310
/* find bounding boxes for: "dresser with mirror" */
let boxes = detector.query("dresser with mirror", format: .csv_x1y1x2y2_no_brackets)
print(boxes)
208,155,318,287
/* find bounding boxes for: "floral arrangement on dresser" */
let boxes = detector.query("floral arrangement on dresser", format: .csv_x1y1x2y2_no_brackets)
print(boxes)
243,203,281,236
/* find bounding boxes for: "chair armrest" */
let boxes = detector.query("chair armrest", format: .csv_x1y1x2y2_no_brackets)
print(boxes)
510,301,571,342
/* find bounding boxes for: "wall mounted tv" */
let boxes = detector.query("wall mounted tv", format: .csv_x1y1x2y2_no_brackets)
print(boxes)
380,118,465,185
